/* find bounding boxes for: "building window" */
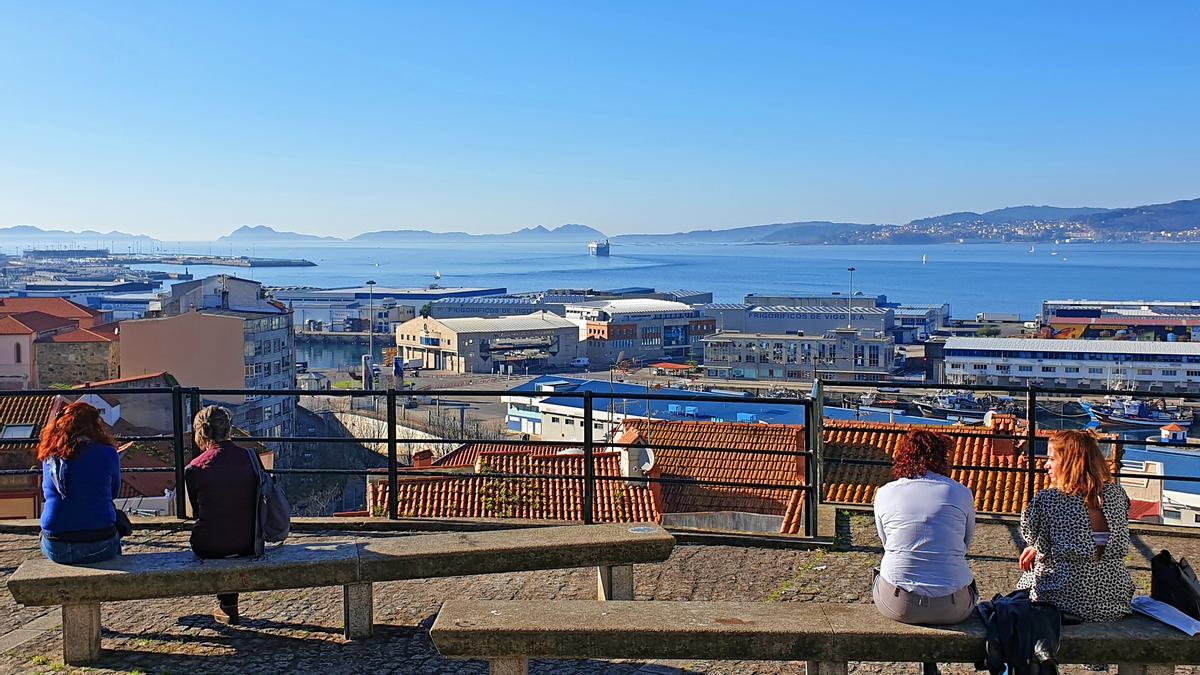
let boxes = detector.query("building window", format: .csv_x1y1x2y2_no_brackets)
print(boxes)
1065,367,1079,373
1188,370,1200,377
1089,367,1104,374
949,363,964,369
1163,370,1178,377
1041,366,1056,373
996,365,1010,372
1138,369,1153,376
550,417,560,423
973,364,987,371
13,343,20,364
1018,365,1033,372
0,424,35,439
1164,509,1182,521
565,419,575,426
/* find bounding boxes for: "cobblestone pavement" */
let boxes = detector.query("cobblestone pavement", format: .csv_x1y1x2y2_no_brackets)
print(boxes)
2,518,1199,674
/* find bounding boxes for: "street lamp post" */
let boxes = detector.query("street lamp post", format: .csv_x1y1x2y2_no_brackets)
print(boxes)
366,280,377,360
846,267,856,328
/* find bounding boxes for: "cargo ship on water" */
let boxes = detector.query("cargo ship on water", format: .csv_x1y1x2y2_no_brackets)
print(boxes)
588,239,610,256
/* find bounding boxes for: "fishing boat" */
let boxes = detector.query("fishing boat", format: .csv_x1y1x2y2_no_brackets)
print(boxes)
588,239,610,256
1080,396,1194,428
913,390,1018,424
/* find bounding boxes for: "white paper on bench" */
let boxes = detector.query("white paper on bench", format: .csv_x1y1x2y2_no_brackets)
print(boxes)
1132,595,1200,636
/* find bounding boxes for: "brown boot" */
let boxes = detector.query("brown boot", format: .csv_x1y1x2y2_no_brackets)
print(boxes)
215,600,240,625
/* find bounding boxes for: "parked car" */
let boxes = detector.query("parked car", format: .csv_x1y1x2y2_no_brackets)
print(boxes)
570,357,590,368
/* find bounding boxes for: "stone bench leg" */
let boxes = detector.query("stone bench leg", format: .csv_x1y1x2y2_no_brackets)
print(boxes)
488,656,528,674
1117,665,1174,675
596,564,634,601
806,662,847,675
62,602,101,665
343,582,373,639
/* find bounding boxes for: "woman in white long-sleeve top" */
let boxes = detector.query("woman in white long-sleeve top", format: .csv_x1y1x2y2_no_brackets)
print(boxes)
873,429,978,625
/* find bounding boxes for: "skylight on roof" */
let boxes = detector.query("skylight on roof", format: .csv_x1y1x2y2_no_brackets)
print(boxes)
0,424,36,439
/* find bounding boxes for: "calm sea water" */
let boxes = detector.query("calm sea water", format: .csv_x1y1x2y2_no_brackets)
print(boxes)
126,240,1200,318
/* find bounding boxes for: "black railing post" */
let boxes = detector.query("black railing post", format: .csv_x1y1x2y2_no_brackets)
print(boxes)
805,380,825,537
1025,385,1038,505
171,386,187,519
386,388,398,520
188,388,202,455
582,391,595,525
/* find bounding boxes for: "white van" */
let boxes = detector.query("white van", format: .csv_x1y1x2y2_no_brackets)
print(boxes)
570,357,590,368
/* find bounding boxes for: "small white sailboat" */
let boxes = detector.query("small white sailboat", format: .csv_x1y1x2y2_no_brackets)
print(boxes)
1028,245,1035,253
921,254,928,264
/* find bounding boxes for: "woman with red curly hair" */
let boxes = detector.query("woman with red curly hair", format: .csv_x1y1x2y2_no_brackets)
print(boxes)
38,401,123,565
872,429,977,625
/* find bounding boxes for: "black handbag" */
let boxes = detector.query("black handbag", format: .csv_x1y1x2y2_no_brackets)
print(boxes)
115,509,134,537
1151,549,1200,619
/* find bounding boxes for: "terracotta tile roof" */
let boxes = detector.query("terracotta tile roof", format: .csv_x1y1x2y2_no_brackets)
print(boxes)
73,372,177,389
0,316,34,336
820,420,1119,514
0,298,98,320
40,328,114,343
6,311,77,334
433,441,566,467
369,447,657,523
116,441,177,499
89,322,120,340
0,394,58,471
617,420,807,534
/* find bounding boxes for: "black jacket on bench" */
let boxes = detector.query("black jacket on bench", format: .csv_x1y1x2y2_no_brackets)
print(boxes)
185,440,258,558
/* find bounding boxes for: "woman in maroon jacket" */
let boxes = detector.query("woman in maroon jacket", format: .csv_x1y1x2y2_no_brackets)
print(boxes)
184,405,258,625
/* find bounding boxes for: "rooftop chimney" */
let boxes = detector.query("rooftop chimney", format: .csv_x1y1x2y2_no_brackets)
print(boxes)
412,449,433,468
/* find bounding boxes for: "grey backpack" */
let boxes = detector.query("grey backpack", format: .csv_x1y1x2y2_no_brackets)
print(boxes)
243,446,291,555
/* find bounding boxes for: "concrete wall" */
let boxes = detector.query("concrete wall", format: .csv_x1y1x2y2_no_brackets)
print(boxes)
34,341,119,387
120,311,246,404
329,410,457,463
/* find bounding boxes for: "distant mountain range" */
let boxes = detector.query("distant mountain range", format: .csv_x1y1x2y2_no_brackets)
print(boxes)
0,224,155,242
611,197,1200,244
351,223,606,243
4,197,1198,246
217,225,341,242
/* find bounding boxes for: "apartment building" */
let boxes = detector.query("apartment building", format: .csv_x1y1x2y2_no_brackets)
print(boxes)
120,275,296,440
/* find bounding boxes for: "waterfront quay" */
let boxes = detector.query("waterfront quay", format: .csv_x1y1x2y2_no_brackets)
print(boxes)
4,517,1200,674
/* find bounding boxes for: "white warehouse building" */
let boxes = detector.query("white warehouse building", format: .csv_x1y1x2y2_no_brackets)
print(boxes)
939,337,1200,393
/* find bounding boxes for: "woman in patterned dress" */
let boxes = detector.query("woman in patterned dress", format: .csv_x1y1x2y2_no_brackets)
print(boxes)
1016,430,1134,621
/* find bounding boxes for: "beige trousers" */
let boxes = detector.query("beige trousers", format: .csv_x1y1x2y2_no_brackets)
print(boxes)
872,572,977,626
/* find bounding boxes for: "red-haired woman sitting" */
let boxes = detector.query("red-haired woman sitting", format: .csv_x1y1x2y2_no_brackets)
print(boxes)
38,402,123,565
873,429,977,625
1016,430,1133,621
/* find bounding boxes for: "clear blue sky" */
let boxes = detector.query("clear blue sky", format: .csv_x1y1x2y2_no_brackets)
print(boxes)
2,2,1197,239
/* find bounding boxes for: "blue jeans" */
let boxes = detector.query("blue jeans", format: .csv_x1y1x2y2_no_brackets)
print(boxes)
40,534,122,565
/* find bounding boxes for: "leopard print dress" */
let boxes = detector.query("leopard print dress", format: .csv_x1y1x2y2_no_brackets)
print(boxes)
1015,483,1135,621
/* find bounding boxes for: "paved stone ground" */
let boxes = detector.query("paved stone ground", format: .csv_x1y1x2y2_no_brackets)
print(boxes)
2,518,1199,674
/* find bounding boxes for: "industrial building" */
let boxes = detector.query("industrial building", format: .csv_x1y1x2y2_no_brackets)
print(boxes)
563,298,715,364
395,312,581,374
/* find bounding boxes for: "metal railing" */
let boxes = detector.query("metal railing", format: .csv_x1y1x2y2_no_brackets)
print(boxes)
2,378,1197,538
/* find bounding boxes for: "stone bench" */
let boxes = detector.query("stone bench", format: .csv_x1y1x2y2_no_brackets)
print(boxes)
6,523,674,665
431,600,1199,674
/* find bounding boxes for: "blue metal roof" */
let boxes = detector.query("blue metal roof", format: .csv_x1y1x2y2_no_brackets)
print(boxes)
1123,445,1200,495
